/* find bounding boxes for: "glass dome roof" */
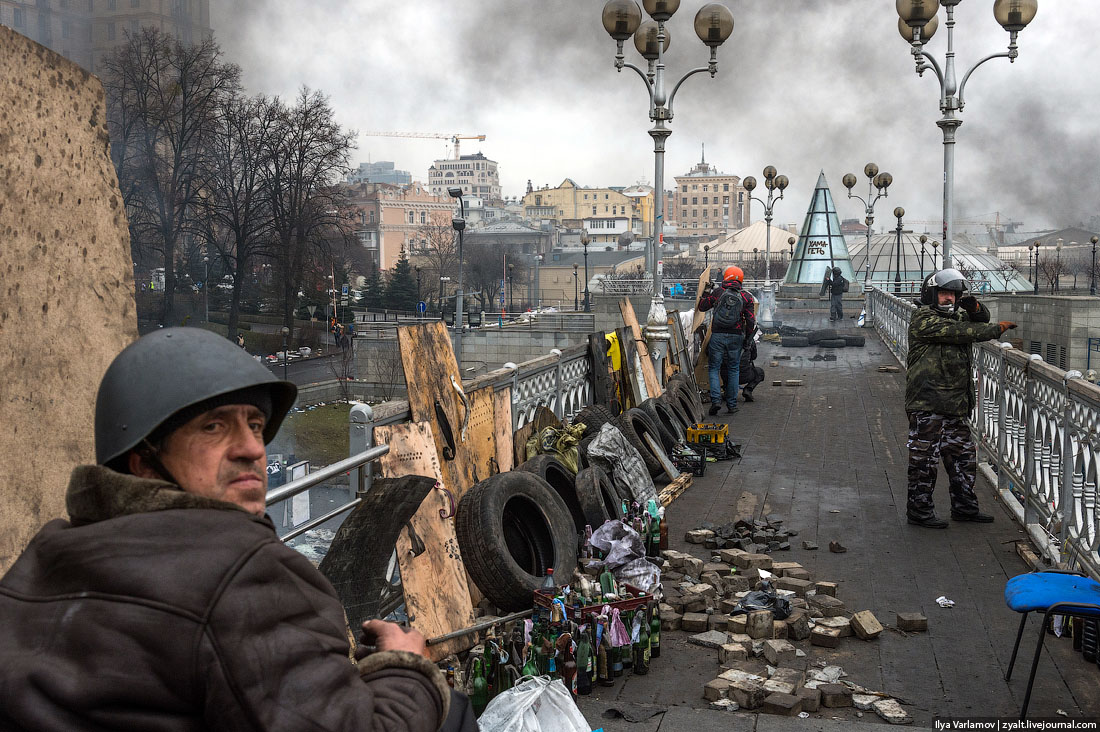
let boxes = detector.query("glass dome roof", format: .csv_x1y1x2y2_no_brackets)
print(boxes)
849,232,1033,293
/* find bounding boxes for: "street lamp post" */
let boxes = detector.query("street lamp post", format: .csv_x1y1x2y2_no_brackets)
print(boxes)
202,255,209,323
932,239,940,272
1091,235,1098,296
897,0,1039,269
703,244,710,272
508,263,515,311
601,0,734,369
919,234,929,282
573,263,580,311
414,265,422,305
280,326,290,383
581,232,591,312
1032,241,1041,294
787,236,795,280
842,163,893,285
893,207,905,295
1028,243,1035,291
448,187,466,366
1055,238,1063,293
742,166,789,327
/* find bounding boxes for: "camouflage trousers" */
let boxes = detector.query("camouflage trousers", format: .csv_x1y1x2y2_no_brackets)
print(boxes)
906,411,981,519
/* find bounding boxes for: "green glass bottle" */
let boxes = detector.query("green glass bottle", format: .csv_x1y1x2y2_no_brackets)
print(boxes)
522,643,538,677
576,629,592,695
470,658,488,716
649,604,662,659
635,615,650,675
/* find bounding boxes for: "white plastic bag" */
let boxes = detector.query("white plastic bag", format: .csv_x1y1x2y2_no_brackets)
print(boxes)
477,675,591,732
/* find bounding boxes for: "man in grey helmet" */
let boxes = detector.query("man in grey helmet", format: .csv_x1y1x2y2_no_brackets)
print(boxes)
905,269,1016,529
0,328,462,731
819,266,848,322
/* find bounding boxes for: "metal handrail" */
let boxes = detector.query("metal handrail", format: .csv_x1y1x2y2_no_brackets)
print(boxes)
266,444,389,506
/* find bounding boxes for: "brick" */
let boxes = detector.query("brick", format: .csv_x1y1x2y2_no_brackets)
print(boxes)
702,562,729,574
771,667,805,688
851,610,884,640
726,632,753,652
681,556,704,578
728,614,748,634
771,561,803,576
727,679,768,710
819,683,853,708
853,693,878,710
814,581,838,597
785,379,803,387
700,572,725,595
683,595,708,613
719,598,740,614
681,612,709,632
772,380,783,386
810,626,842,648
719,643,749,665
731,553,773,570
796,686,822,713
783,567,812,581
718,548,746,564
761,691,802,716
718,668,767,685
708,613,728,631
745,610,774,639
808,594,847,617
703,678,731,702
661,612,683,631
724,574,753,594
771,620,788,639
762,639,797,665
896,612,928,632
801,541,819,550
686,529,714,544
774,577,813,597
689,629,731,649
685,582,717,599
873,698,913,724
815,616,853,636
763,677,796,695
785,610,812,641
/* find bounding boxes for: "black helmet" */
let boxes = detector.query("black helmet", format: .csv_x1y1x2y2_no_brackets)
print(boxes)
95,328,297,470
831,266,842,276
920,268,969,314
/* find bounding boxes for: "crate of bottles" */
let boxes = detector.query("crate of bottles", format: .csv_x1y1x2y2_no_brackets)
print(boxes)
533,583,652,623
687,422,729,445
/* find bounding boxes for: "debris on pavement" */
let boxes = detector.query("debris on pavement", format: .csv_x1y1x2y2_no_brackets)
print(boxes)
935,595,955,608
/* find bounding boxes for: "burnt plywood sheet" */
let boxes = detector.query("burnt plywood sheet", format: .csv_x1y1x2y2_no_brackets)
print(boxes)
0,29,137,571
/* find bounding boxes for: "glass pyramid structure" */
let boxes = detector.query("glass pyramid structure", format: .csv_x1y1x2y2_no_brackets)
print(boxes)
782,171,856,286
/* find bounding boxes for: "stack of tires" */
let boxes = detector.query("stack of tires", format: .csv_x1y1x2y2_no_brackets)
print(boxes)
781,328,865,349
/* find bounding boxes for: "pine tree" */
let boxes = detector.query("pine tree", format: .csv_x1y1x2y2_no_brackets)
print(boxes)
362,265,385,310
385,247,419,312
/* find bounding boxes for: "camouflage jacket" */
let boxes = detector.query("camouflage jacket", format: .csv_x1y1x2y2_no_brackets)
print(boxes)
905,303,1002,416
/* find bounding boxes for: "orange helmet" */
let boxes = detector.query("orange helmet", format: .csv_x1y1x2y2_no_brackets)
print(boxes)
722,266,744,285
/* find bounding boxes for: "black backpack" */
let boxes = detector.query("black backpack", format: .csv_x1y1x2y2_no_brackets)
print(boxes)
713,287,745,331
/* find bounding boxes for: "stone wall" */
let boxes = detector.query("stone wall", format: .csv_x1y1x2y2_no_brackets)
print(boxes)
0,30,138,571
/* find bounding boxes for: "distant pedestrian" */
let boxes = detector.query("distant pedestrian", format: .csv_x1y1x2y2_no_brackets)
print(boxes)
819,267,849,321
236,333,245,349
698,266,755,416
905,269,1016,528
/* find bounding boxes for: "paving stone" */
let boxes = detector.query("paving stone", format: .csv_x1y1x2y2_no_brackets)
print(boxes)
810,626,843,648
796,686,822,712
785,609,811,641
785,379,803,387
708,613,729,631
728,614,748,634
718,548,747,564
774,577,813,597
727,679,768,710
718,667,767,684
724,574,752,594
818,683,853,708
661,611,683,631
801,541,819,551
815,615,853,636
726,632,753,652
771,561,803,576
745,610,774,639
896,611,928,632
700,572,726,596
682,612,710,632
703,677,731,701
683,595,707,613
720,643,749,665
762,676,796,695
770,667,805,687
762,639,797,665
686,529,714,544
682,556,704,578
731,553,773,570
814,581,839,597
770,620,788,639
784,567,812,581
719,598,740,614
853,693,879,710
689,629,732,649
685,582,717,599
851,610,884,640
761,691,802,716
808,594,847,617
873,697,913,724
703,562,730,574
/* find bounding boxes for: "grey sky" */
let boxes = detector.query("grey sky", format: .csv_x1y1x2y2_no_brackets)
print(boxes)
213,1,1098,234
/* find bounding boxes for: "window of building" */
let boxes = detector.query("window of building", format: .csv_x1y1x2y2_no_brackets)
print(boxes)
681,185,687,192
108,0,115,8
693,222,698,228
681,197,687,205
368,211,375,223
130,19,138,33
692,185,698,191
723,196,729,204
604,194,609,200
682,210,687,219
738,192,744,202
132,0,140,6
723,184,729,192
107,22,115,39
408,211,415,224
1059,346,1067,370
583,194,588,200
702,209,708,218
592,206,597,216
1045,344,1057,366
713,209,718,217
703,185,708,192
1029,341,1041,355
604,205,608,212
692,210,697,217
420,211,426,224
691,197,697,205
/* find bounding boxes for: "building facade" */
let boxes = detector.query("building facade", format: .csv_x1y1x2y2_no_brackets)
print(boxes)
347,161,412,186
344,182,454,271
427,152,501,202
0,0,211,73
673,153,749,238
521,179,641,245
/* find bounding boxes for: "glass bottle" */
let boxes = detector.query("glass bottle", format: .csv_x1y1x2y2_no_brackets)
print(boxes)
470,658,488,716
634,615,650,675
576,627,593,695
541,567,556,591
649,603,662,659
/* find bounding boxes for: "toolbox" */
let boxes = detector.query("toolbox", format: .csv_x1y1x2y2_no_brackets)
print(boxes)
687,422,729,445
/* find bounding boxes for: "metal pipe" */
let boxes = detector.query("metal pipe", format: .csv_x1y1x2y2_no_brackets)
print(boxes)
426,608,534,646
265,444,390,506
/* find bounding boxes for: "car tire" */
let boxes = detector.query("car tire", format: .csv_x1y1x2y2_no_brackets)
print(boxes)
573,404,618,438
616,409,670,478
516,454,587,533
842,334,865,347
818,338,847,348
639,397,683,450
575,465,623,527
807,328,837,345
781,336,809,348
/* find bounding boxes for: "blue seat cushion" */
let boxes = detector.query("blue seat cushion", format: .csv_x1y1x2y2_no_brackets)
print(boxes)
1005,572,1100,614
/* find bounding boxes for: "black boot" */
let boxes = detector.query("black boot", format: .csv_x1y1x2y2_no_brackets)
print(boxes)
708,404,720,416
951,510,994,523
742,389,754,403
907,514,949,529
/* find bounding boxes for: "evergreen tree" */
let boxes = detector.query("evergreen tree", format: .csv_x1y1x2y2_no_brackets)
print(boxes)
362,265,385,310
385,247,419,312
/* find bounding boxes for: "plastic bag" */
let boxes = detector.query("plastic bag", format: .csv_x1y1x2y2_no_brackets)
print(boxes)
525,423,585,474
587,423,657,506
615,556,662,597
728,582,791,620
477,675,590,732
588,520,645,571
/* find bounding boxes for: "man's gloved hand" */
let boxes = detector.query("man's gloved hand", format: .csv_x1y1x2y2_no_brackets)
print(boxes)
998,321,1018,333
958,295,979,314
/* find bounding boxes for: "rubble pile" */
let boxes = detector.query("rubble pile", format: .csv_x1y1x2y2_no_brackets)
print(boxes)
684,515,797,553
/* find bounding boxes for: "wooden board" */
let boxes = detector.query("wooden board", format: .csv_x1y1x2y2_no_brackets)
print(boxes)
374,421,476,661
617,327,642,410
397,322,479,504
642,431,677,481
588,333,612,408
691,267,714,387
465,387,498,485
658,472,693,507
492,387,514,473
619,299,663,397
690,266,713,335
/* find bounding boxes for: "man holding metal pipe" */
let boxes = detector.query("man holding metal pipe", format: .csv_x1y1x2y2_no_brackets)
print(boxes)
0,328,470,731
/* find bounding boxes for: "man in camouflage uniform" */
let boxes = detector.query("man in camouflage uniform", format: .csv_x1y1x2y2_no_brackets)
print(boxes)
820,266,848,322
905,269,1017,528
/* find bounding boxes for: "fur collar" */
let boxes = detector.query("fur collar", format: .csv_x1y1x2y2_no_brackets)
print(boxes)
66,465,258,527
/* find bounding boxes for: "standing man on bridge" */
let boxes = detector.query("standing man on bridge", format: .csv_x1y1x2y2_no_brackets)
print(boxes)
0,328,464,731
905,269,1016,528
699,266,756,416
820,266,849,322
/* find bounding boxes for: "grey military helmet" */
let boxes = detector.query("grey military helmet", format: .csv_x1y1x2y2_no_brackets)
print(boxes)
95,327,297,470
920,268,969,313
832,267,842,276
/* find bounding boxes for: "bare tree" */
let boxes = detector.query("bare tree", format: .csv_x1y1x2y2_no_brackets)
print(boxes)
1063,251,1090,290
102,28,241,325
415,220,459,304
1037,256,1067,293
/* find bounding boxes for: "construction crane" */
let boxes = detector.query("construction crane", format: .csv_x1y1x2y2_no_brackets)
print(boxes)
362,131,486,160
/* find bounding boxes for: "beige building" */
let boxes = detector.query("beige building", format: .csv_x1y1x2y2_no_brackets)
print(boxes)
428,153,501,202
345,182,454,271
674,152,749,238
0,0,211,73
522,179,641,245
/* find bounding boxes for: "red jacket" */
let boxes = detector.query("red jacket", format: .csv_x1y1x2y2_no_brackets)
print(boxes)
699,282,756,335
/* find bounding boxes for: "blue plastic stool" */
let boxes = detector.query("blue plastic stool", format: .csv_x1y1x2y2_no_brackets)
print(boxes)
1004,569,1100,718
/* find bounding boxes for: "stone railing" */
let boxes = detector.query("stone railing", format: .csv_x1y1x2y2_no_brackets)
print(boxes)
866,286,1100,579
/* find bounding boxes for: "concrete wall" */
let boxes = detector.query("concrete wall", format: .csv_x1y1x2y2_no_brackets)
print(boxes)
994,295,1100,374
0,29,138,571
